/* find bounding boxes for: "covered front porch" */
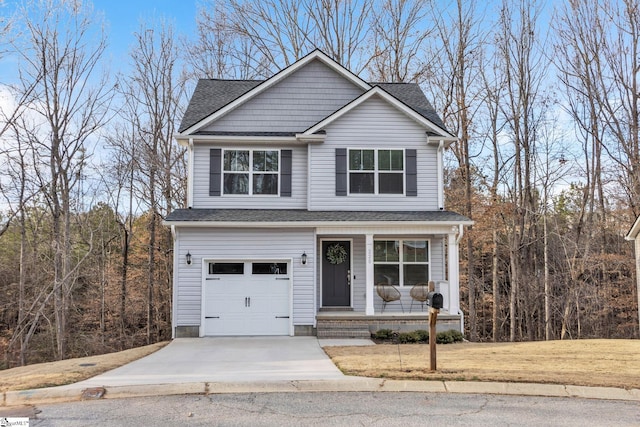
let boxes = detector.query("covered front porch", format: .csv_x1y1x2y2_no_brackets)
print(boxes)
314,221,467,337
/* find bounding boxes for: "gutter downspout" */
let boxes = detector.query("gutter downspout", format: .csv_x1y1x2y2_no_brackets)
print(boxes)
437,140,444,210
187,138,194,208
456,223,465,333
171,225,178,339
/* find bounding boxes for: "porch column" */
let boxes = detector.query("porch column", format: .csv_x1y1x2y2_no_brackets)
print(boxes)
365,233,375,315
448,230,461,315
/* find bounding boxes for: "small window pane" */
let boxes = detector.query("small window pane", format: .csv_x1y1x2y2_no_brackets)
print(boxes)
374,241,399,262
349,173,374,193
209,263,244,274
223,173,249,194
379,150,391,170
375,265,399,285
253,174,278,195
253,150,265,171
363,150,375,170
404,264,429,285
252,151,279,172
390,150,403,170
224,150,249,171
379,173,403,194
403,241,429,262
349,149,374,171
252,262,288,274
349,150,361,170
265,151,279,171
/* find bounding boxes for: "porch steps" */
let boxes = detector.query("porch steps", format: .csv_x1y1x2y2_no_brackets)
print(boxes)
316,319,372,339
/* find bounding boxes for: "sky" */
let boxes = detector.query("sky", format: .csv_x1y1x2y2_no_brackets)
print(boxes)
92,0,197,64
1,0,197,76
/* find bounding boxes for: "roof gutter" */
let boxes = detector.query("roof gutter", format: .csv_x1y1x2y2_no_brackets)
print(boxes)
427,134,457,148
162,219,475,229
295,133,326,143
174,134,301,146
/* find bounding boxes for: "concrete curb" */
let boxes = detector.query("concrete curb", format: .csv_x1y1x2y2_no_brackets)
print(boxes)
3,378,639,407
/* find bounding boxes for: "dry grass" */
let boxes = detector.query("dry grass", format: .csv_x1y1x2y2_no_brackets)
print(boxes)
324,339,640,389
0,342,168,392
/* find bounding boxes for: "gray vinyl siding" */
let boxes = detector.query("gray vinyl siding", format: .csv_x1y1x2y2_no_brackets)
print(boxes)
191,144,307,209
174,227,316,327
204,60,364,133
309,96,439,211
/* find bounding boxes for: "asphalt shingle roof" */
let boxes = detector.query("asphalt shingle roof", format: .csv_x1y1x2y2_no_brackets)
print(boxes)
178,78,449,134
165,209,471,224
179,79,261,132
373,83,447,132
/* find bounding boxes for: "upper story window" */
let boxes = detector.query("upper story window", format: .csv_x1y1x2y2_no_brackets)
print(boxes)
223,149,279,195
348,149,404,194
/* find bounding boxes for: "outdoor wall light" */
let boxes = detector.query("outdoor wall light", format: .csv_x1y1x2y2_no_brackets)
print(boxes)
186,251,192,265
301,252,307,265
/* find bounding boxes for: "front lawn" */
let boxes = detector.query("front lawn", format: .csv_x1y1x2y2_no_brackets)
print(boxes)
323,339,640,389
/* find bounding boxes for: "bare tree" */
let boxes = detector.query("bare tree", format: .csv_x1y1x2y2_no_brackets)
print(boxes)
428,0,485,340
11,0,112,359
368,0,433,82
224,0,315,74
122,18,187,343
495,0,550,341
552,0,640,339
307,0,373,73
477,41,507,341
185,1,263,79
196,0,374,76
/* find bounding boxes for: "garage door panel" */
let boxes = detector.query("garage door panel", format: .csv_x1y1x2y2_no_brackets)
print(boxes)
203,261,291,336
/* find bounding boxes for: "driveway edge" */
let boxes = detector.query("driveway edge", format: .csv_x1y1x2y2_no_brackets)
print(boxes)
3,379,639,407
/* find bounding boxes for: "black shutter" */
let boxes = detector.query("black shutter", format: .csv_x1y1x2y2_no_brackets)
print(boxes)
336,148,347,196
209,148,221,196
281,149,292,197
406,149,417,197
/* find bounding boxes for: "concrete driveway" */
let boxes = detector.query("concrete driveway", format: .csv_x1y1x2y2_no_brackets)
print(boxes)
73,337,348,387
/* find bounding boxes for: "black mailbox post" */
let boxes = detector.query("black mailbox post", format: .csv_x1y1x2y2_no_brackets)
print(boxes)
427,292,443,371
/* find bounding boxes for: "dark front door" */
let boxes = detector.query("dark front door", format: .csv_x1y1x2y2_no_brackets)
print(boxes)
322,240,351,307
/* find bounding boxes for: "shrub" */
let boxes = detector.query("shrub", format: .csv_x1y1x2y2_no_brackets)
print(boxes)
398,331,420,343
372,329,394,340
436,329,464,344
414,329,429,342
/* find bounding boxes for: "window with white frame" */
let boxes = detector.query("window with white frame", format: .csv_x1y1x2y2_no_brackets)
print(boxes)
348,149,404,194
223,149,279,195
374,240,429,286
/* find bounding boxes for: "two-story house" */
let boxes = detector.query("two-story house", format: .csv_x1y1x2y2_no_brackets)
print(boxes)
165,50,472,338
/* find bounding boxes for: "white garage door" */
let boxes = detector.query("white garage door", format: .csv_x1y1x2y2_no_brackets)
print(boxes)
203,261,291,336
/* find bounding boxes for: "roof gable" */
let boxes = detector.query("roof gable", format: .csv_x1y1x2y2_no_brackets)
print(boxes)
303,86,453,138
179,50,371,135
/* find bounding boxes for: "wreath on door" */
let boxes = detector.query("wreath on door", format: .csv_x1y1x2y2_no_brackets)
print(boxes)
326,243,348,265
